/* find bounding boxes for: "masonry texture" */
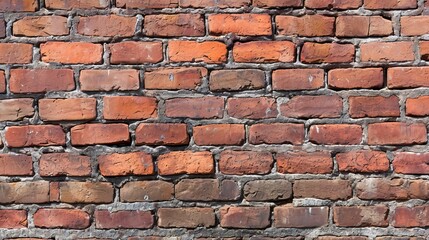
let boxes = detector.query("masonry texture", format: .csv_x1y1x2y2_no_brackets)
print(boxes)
1,0,429,239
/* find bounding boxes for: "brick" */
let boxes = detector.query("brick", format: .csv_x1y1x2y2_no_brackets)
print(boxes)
39,98,96,121
165,97,224,119
0,154,33,176
375,238,424,240
59,182,114,203
175,179,239,201
280,95,343,119
334,206,389,227
80,69,139,91
368,122,427,145
272,69,324,91
249,123,304,145
227,97,278,119
318,237,368,240
117,0,178,8
305,0,362,9
0,98,34,121
277,151,333,174
309,124,362,145
40,153,91,177
276,15,335,37
294,179,352,200
219,150,273,175
0,181,49,204
356,178,422,200
209,14,272,36
0,19,5,38
336,150,389,173
135,123,188,146
274,206,328,228
406,96,429,116
120,181,174,202
0,71,5,92
364,0,417,9
253,0,302,7
157,151,213,175
336,16,392,37
301,43,354,63
244,180,292,201
158,208,215,228
0,0,37,11
5,125,65,147
144,67,206,90
103,96,157,120
41,42,102,64
210,69,265,91
95,210,153,229
49,182,59,202
144,14,204,37
361,42,414,62
169,41,227,63
349,95,400,118
45,0,109,9
98,152,153,176
193,124,245,146
328,68,383,89
220,206,270,229
13,16,68,37
393,152,429,174
34,209,90,229
420,41,429,60
394,205,429,227
233,41,295,63
180,0,250,8
0,43,32,63
110,42,163,64
0,210,27,228
71,124,130,146
10,69,74,93
388,67,429,88
78,15,136,37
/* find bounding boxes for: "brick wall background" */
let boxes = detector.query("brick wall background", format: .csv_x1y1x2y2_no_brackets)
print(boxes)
1,0,429,239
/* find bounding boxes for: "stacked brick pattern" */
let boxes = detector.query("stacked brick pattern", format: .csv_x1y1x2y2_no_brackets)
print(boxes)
2,0,429,239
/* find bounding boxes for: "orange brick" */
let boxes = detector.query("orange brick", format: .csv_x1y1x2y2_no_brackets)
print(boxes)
5,125,65,147
301,42,354,63
80,69,139,91
276,15,335,36
277,151,333,174
0,43,32,64
135,123,189,146
0,0,37,11
39,98,97,121
272,69,324,91
158,151,214,175
193,124,245,146
110,42,163,64
98,152,154,176
45,0,109,9
78,15,136,37
39,153,91,177
364,0,417,9
13,16,69,37
208,14,272,36
71,124,130,146
305,0,362,9
144,14,204,37
309,124,363,145
117,0,178,8
388,67,429,89
368,122,427,145
103,96,157,120
361,42,414,62
336,16,392,37
233,41,295,63
41,42,102,64
169,41,227,63
328,68,383,89
144,67,206,90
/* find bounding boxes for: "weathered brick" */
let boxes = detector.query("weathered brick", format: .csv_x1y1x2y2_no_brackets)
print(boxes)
59,182,114,203
157,151,213,175
210,69,265,91
336,150,389,173
0,43,32,63
318,237,368,240
135,123,188,146
388,67,429,89
394,205,429,227
71,124,130,146
117,0,178,8
0,181,49,204
249,123,304,145
175,179,239,201
144,14,204,37
219,150,273,175
180,0,249,8
233,41,295,63
349,95,400,118
0,19,5,38
193,124,245,146
45,0,109,9
165,97,224,119
40,153,91,177
272,69,324,91
110,42,163,64
0,210,27,228
334,206,389,227
355,178,428,200
95,210,153,229
39,98,96,121
244,180,292,201
277,151,333,174
0,154,33,176
368,122,427,145
336,16,392,37
361,42,414,62
254,0,302,7
103,96,157,120
301,43,354,63
0,99,34,121
34,209,90,229
0,70,5,93
209,14,272,36
121,181,174,202
364,0,417,9
10,69,74,93
406,96,429,116
0,0,37,11
328,68,383,89
80,69,139,92
309,124,363,145
5,125,65,147
98,152,153,176
294,180,352,200
169,41,227,63
420,41,429,61
274,206,329,228
220,206,270,229
13,16,68,37
393,152,429,174
41,42,102,64
78,15,136,37
305,0,362,9
144,67,206,90
280,95,343,119
276,15,335,37
158,208,215,228
227,97,278,119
